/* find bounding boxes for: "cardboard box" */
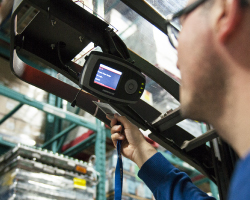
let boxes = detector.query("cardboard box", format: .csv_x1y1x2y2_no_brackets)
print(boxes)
2,118,15,133
0,96,9,115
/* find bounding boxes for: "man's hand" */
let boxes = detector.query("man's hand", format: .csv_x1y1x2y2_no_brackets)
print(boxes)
108,114,157,168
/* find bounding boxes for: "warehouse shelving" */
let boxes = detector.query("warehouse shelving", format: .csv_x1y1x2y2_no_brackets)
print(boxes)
0,83,108,199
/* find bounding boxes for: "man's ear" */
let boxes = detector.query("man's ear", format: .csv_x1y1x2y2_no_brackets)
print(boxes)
216,0,243,43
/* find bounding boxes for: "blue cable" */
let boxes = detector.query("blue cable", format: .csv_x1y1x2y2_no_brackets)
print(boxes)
115,140,123,200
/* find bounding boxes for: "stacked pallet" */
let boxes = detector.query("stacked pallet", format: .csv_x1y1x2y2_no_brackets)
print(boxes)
0,144,99,200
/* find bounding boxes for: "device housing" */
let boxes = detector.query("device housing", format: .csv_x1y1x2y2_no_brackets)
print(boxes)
79,52,145,104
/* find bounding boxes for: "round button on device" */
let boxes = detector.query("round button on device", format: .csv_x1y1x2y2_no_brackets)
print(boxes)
125,80,138,94
128,84,134,90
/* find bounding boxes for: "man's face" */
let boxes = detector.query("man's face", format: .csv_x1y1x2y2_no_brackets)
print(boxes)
177,0,228,122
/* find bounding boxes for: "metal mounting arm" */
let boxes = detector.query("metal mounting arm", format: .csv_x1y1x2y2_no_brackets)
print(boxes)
9,0,221,185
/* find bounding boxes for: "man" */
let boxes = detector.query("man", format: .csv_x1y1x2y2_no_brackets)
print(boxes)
108,0,250,199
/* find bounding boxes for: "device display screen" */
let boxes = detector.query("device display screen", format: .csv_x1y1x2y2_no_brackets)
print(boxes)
94,64,122,90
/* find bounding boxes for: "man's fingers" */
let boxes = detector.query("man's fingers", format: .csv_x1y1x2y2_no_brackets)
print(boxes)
110,118,118,128
114,114,129,126
111,124,123,134
110,114,130,130
111,133,124,147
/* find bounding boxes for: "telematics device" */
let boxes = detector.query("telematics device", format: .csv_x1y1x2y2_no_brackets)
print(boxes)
79,51,145,104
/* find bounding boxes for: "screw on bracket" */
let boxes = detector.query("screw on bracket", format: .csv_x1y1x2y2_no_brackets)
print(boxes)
51,44,55,50
79,36,84,42
51,19,56,26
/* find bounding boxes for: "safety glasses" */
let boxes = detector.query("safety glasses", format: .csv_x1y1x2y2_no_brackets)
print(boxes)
165,0,209,48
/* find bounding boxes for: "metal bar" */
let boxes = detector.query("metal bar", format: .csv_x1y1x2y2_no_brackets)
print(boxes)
56,107,81,152
129,50,180,101
56,134,67,153
42,124,78,148
201,125,219,199
201,123,219,199
93,0,104,17
208,120,227,200
51,94,63,152
210,139,225,200
181,129,218,152
0,137,15,155
0,31,10,43
45,92,56,149
95,119,106,200
63,133,96,156
217,139,234,199
153,107,183,131
149,133,216,183
209,180,219,199
0,103,23,125
121,0,168,36
105,128,111,139
0,136,16,148
0,137,16,155
0,84,97,131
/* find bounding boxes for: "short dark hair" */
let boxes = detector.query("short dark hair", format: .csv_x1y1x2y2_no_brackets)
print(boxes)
241,0,249,6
